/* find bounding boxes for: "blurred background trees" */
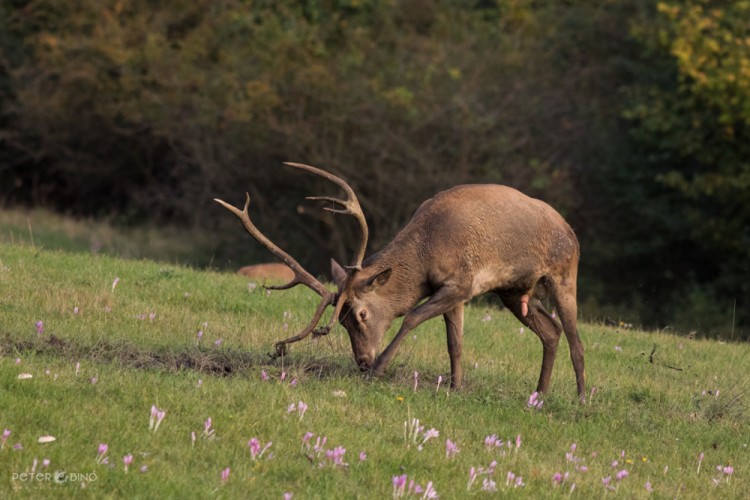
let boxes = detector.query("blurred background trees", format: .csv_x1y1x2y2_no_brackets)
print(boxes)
1,0,747,339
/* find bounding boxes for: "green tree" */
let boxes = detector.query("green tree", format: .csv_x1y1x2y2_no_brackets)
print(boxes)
621,0,749,336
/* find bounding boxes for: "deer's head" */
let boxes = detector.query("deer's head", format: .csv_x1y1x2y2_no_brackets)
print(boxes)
215,163,389,367
330,259,394,369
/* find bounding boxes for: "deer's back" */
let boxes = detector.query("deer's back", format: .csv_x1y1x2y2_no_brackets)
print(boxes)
381,185,578,294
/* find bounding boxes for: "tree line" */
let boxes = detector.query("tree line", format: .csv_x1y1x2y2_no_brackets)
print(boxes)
1,0,747,339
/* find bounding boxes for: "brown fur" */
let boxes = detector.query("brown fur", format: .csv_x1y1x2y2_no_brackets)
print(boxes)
237,263,295,283
332,184,585,398
217,166,585,400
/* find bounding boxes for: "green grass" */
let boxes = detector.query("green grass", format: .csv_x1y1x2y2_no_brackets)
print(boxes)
0,243,748,498
0,208,222,267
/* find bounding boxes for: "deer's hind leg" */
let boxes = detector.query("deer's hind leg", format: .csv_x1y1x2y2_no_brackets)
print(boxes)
547,277,585,399
501,287,563,394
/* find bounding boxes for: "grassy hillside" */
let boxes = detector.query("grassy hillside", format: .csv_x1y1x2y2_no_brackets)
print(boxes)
0,208,222,267
0,244,747,498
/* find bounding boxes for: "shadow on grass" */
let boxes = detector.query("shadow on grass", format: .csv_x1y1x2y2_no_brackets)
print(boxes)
1,333,354,380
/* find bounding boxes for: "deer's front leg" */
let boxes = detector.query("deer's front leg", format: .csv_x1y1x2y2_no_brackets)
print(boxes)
444,303,465,389
371,286,469,378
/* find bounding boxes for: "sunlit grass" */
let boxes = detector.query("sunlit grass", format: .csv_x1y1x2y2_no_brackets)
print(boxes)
0,244,747,498
0,207,220,267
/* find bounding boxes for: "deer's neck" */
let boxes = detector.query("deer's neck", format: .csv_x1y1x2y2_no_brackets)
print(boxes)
364,239,430,317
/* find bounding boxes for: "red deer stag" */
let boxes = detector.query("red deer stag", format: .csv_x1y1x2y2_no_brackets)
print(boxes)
215,163,585,398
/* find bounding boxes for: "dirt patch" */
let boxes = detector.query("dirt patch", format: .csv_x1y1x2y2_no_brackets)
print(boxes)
1,333,290,377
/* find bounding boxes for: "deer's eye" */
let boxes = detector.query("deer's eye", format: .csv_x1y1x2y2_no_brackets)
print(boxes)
358,309,368,323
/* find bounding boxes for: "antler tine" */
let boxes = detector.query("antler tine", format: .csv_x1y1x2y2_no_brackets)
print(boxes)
283,162,369,270
271,296,333,358
214,192,334,301
215,193,337,354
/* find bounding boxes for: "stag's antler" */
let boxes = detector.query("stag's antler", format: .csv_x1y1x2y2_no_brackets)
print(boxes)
284,162,368,271
214,163,370,357
213,193,336,356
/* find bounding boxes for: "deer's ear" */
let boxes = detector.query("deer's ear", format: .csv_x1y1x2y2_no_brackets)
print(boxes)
330,258,347,287
362,268,392,292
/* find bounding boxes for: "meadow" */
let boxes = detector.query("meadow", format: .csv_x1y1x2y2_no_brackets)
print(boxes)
0,239,747,498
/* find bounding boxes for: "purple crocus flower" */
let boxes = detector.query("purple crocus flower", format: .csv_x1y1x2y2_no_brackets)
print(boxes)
445,439,460,458
296,401,308,420
392,474,407,496
221,467,230,483
484,434,502,450
527,391,544,409
325,446,347,467
248,438,260,458
95,443,108,464
149,406,166,432
247,438,273,460
123,454,133,472
1,429,10,449
422,428,439,444
35,321,44,335
482,478,497,492
422,481,438,498
204,417,215,438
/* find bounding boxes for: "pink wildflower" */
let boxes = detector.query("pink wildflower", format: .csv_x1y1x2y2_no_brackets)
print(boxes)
95,443,108,464
445,439,460,458
527,391,544,409
123,454,133,472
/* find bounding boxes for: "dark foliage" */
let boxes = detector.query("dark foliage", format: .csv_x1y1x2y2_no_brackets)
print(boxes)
0,0,746,339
